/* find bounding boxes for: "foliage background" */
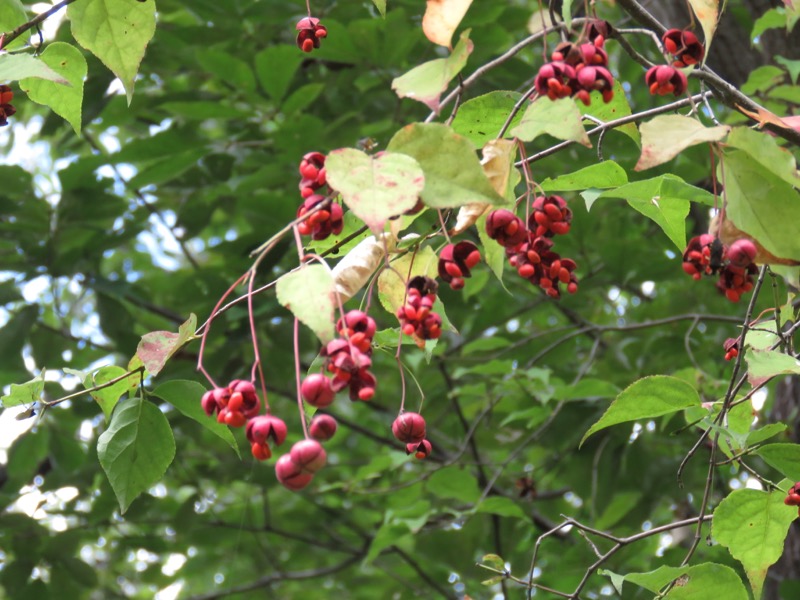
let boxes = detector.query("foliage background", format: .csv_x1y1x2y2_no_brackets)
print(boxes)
1,0,799,599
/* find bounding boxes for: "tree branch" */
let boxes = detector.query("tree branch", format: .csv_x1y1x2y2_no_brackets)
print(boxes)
0,0,80,49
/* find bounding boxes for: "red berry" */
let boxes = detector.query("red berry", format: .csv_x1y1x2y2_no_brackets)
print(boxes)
275,454,314,491
289,439,327,473
309,414,337,442
392,412,426,444
301,373,336,408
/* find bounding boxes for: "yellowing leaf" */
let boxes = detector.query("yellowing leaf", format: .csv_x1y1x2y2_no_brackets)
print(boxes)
392,29,472,112
135,314,197,378
635,115,729,171
422,0,474,47
688,0,719,57
325,149,425,233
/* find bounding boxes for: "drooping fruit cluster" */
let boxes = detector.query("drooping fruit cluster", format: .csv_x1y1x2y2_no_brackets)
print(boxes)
397,276,443,340
486,199,579,299
201,379,261,427
645,65,688,97
662,28,704,67
682,236,757,302
276,439,327,490
246,414,287,460
784,482,800,516
438,241,481,290
303,310,378,403
392,412,432,460
295,152,343,241
723,338,740,362
534,28,614,106
295,17,327,53
0,85,16,127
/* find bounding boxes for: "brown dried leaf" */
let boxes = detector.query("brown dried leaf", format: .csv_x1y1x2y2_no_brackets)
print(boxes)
331,233,397,302
422,0,474,48
736,104,796,131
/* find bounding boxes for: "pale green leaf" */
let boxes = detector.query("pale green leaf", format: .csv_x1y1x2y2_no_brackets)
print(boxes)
392,29,473,112
635,115,729,171
85,365,139,423
97,396,176,513
712,488,796,599
476,496,527,519
276,265,336,344
325,149,425,233
451,90,523,147
19,43,87,133
151,380,240,457
623,563,747,599
725,127,800,188
372,0,386,17
745,349,800,386
68,0,156,103
0,376,44,408
540,161,628,192
387,122,507,208
579,80,640,145
581,376,700,447
0,53,66,83
426,467,480,503
254,44,303,102
0,0,28,50
511,97,591,147
722,149,800,262
756,443,800,481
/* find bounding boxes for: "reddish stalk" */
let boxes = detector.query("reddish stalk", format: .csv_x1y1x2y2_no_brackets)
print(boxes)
293,317,310,438
197,271,250,387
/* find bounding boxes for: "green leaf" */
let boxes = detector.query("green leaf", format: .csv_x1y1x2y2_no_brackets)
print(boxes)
0,0,29,51
635,115,729,171
555,378,620,401
451,90,523,147
195,49,255,93
480,554,506,570
725,127,800,188
0,305,38,381
135,314,197,378
623,563,747,599
371,0,387,17
151,380,240,457
254,44,303,102
722,149,800,262
776,56,800,84
746,423,787,447
751,8,786,40
276,265,337,344
85,365,139,423
597,176,701,250
325,149,425,233
97,396,176,513
378,245,438,316
511,97,591,147
387,122,506,208
477,212,505,282
687,0,719,57
475,496,527,519
0,53,67,83
756,443,800,480
539,161,628,192
426,467,480,503
0,376,43,409
561,0,573,29
68,0,156,103
18,43,86,133
579,80,640,145
595,490,643,529
363,521,411,565
392,29,473,112
745,349,800,386
580,376,700,447
712,488,796,599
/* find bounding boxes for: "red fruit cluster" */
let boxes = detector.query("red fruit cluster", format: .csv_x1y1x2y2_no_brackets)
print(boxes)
645,65,688,97
275,439,327,491
662,28,704,67
0,85,16,127
784,482,800,517
682,236,757,302
246,414,288,460
392,412,432,460
297,195,344,240
486,200,579,299
535,36,614,106
295,17,327,53
201,379,261,427
438,241,481,290
302,310,379,403
723,338,740,362
397,276,443,340
406,439,432,460
299,151,327,198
